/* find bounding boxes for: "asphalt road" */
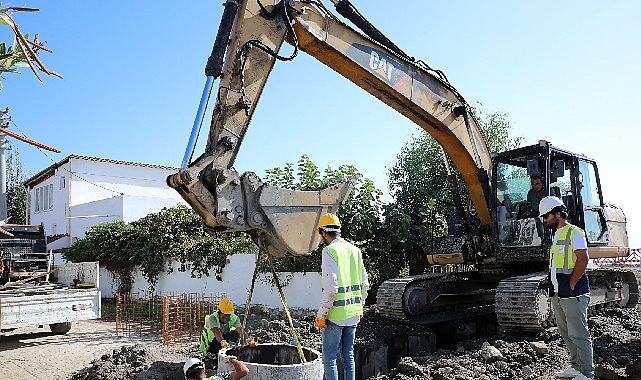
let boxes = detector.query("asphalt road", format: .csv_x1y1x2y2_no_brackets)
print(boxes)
0,320,131,380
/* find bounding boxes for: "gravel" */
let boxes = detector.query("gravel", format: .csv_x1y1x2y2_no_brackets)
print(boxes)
66,266,641,380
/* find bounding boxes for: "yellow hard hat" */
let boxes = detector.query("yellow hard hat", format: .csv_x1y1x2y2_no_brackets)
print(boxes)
318,213,341,228
218,297,234,314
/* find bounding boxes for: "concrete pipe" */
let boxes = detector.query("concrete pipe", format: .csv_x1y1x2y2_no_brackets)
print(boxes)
218,343,322,379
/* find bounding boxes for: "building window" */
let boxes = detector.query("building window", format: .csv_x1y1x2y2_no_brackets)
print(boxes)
35,183,54,212
60,176,66,189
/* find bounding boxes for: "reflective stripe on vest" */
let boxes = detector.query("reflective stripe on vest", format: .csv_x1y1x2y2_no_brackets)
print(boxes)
324,239,364,321
550,224,585,275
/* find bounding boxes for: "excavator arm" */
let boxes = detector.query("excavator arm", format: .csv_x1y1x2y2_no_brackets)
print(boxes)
168,0,493,257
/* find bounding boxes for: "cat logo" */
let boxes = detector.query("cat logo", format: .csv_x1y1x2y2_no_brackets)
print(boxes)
369,51,395,82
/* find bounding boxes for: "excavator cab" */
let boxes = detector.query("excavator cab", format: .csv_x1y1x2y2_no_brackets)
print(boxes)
491,140,627,264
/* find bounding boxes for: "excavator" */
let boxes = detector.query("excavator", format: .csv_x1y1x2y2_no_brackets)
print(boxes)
167,0,638,332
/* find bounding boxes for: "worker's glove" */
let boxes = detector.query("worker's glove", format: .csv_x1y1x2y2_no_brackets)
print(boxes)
315,318,327,329
221,340,229,348
245,339,258,347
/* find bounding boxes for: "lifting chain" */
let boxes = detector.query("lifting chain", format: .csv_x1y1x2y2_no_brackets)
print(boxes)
239,246,306,363
268,252,306,363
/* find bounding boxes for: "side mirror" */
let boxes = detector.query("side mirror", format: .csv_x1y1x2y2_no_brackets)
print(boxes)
526,160,539,176
552,160,565,178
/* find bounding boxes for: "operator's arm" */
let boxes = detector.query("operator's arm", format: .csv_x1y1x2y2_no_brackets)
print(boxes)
317,247,339,320
570,230,589,290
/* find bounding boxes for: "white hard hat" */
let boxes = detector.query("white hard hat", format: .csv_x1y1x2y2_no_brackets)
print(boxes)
183,358,204,377
539,196,565,216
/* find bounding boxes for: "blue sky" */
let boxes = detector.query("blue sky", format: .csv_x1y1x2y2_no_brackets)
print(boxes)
2,1,640,247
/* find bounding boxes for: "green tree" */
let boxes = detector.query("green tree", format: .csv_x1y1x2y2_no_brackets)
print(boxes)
473,105,523,152
63,204,255,293
5,149,26,223
264,154,383,273
373,135,449,279
371,108,521,281
1,3,61,87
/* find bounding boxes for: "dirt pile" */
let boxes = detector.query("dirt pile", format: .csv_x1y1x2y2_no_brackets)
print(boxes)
370,305,641,380
68,266,641,380
69,343,199,380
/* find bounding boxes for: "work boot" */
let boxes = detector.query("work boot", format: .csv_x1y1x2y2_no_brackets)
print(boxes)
572,374,592,380
554,366,580,378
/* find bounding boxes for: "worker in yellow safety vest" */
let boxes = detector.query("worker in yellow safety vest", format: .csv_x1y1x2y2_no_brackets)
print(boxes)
199,298,256,361
539,196,593,380
315,213,369,380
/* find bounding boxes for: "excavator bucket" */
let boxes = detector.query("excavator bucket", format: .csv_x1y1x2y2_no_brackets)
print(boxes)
168,167,355,257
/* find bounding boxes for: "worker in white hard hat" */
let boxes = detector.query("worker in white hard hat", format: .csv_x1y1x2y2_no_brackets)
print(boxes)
183,356,249,380
199,298,256,363
315,213,369,380
539,196,594,380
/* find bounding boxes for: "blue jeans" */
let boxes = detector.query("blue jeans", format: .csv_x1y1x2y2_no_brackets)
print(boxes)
552,295,594,378
322,321,356,380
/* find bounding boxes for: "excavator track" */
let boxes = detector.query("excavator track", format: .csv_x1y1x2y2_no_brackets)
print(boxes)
496,268,639,334
495,272,551,333
377,273,496,324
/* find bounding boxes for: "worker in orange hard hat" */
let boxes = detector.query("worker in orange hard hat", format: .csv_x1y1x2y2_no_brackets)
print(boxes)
199,298,256,364
316,213,369,380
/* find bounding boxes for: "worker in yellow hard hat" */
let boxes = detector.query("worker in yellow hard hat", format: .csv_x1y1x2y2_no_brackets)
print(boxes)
199,298,256,363
315,213,369,380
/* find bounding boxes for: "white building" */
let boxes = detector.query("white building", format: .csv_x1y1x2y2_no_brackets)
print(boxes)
24,155,185,253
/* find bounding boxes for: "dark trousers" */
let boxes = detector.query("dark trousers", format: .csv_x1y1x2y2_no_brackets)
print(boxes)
207,329,240,357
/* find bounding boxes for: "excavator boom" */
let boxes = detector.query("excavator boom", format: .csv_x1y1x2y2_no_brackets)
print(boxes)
168,0,637,332
168,0,493,258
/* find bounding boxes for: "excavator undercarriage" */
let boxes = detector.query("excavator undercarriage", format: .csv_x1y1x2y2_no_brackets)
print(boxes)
378,266,639,333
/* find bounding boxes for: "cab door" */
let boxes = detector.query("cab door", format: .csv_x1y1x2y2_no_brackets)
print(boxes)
577,159,608,244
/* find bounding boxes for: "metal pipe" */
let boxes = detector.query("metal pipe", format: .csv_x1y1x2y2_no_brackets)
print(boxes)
0,134,8,220
205,0,241,78
181,76,214,168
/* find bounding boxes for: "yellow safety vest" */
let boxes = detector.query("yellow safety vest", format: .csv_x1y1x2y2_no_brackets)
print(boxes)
323,239,364,322
549,224,585,274
199,311,238,354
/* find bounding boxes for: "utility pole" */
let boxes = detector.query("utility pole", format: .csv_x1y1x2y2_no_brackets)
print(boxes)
0,109,11,220
0,108,60,220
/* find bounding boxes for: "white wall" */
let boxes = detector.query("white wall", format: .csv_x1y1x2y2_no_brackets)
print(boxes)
68,159,179,206
70,196,123,240
122,195,183,222
28,157,185,251
98,254,322,309
28,171,69,240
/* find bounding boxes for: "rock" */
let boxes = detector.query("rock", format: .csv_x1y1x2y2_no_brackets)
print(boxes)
529,341,549,355
432,366,453,380
397,357,427,377
479,342,503,362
